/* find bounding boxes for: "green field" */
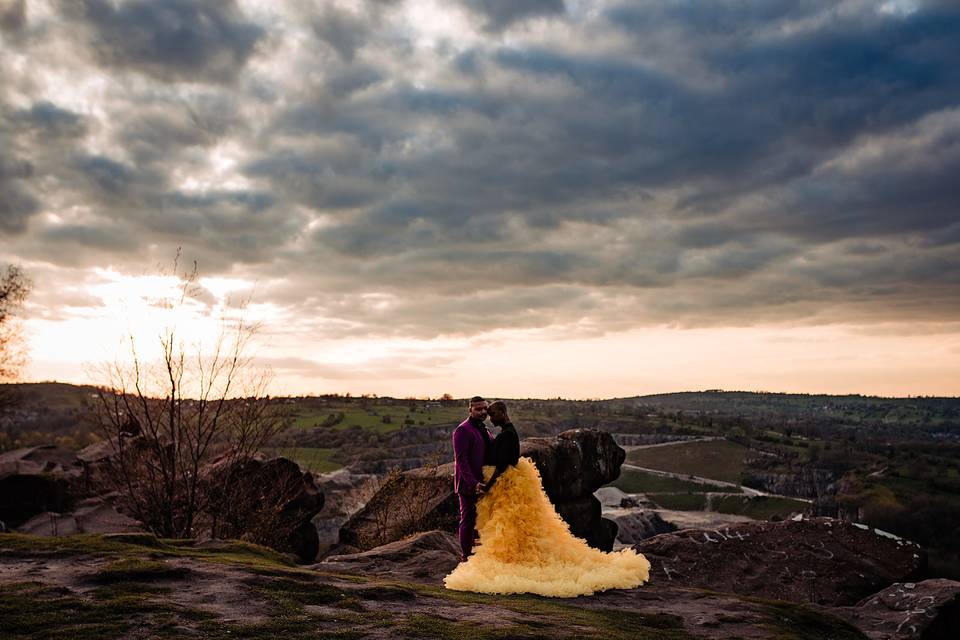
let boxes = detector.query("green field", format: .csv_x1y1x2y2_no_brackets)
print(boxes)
290,404,464,433
712,495,809,520
268,447,342,473
626,440,752,484
650,494,707,510
613,469,741,494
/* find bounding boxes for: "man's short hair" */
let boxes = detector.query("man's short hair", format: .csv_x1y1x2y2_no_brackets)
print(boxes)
488,400,507,413
469,396,485,405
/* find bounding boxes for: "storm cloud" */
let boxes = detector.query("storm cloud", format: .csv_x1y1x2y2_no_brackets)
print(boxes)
1,0,959,342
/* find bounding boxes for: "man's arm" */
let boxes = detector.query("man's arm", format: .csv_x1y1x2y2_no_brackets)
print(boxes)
452,428,481,493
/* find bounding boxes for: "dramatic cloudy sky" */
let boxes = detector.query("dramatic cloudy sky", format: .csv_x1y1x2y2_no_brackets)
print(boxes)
2,0,959,398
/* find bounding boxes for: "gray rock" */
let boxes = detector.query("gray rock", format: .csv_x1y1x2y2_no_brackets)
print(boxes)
522,429,626,502
17,497,141,535
636,516,926,606
613,510,677,544
840,578,960,640
317,530,460,583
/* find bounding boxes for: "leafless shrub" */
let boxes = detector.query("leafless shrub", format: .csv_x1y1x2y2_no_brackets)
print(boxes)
89,255,286,539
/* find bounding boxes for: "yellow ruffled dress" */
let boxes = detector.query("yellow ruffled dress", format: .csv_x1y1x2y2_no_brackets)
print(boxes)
443,457,650,597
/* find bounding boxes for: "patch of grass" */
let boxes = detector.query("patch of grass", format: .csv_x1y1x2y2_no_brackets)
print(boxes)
0,532,295,572
0,581,212,640
247,576,367,613
713,495,809,520
398,614,554,640
269,446,342,473
752,598,867,639
613,469,741,494
91,558,189,584
414,587,694,640
650,494,708,510
627,440,752,484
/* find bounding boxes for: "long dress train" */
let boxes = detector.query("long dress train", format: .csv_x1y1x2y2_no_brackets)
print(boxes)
443,457,650,597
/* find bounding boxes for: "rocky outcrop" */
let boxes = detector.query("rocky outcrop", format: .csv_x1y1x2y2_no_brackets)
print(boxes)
743,467,836,499
521,429,625,502
0,446,83,527
838,579,960,640
611,510,677,544
316,530,460,583
636,516,926,606
17,497,141,535
337,463,459,551
204,456,326,563
337,428,627,553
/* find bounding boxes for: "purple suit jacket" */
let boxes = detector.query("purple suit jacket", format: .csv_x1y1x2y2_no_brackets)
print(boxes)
452,417,491,495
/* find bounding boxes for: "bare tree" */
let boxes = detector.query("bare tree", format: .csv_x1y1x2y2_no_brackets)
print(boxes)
0,264,31,451
91,257,287,538
0,264,30,383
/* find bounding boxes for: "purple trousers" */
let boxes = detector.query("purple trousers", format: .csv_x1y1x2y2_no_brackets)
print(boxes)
457,492,478,560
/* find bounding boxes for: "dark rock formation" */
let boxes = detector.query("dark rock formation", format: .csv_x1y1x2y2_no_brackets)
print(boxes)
838,578,960,640
636,516,926,606
743,467,836,499
17,497,141,535
612,510,677,544
338,428,625,553
0,445,82,527
337,463,459,551
521,429,625,502
204,455,326,563
316,530,460,583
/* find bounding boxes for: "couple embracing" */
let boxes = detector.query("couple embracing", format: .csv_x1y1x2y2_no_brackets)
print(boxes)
443,397,651,598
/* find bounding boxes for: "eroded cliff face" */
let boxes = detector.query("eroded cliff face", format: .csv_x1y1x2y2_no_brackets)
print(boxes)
742,467,837,499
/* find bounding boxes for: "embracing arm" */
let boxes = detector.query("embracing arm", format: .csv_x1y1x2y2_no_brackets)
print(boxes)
482,425,520,493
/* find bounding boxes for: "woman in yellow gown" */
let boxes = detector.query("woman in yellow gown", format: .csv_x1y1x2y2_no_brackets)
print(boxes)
444,404,650,597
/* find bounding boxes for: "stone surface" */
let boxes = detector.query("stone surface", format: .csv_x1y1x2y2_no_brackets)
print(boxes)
555,495,618,551
204,455,326,563
337,463,459,551
0,446,82,527
17,497,141,535
838,578,960,640
635,515,926,606
521,429,626,502
317,530,460,583
611,510,677,545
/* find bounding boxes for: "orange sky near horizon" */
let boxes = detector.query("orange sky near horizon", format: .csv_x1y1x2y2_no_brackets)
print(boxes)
19,273,960,399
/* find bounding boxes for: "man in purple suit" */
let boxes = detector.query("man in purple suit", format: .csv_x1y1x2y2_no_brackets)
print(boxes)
452,396,492,561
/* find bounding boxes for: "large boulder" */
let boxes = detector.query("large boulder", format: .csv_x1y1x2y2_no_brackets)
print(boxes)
839,578,960,640
636,516,926,606
521,429,625,502
611,510,677,545
0,446,83,527
204,455,326,563
317,530,460,583
17,497,141,535
337,463,459,551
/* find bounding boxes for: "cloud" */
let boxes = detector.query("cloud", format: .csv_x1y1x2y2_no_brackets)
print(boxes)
62,0,265,83
459,0,566,32
1,0,959,344
0,0,26,34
